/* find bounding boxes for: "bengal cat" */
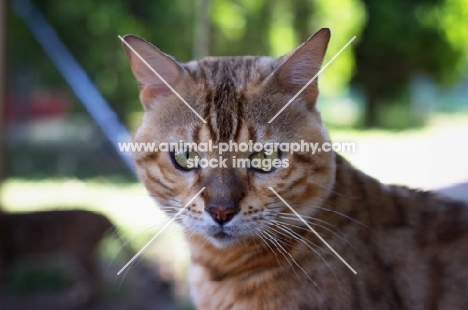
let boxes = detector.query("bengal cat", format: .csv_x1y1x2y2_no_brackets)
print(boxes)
122,29,468,310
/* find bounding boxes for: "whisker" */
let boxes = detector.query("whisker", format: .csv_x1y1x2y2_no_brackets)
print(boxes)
160,224,185,240
114,223,188,290
115,249,144,291
279,212,339,230
107,210,186,272
287,204,367,227
263,228,324,296
265,200,282,206
261,230,302,283
266,206,284,210
106,222,165,272
269,222,340,288
277,215,356,250
253,231,284,277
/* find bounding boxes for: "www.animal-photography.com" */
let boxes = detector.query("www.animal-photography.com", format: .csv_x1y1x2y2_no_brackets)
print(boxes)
1,0,467,309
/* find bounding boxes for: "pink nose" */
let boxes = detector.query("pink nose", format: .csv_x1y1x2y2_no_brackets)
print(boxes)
206,207,237,225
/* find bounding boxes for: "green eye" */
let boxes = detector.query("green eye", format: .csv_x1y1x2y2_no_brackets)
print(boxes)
173,149,201,170
249,150,280,172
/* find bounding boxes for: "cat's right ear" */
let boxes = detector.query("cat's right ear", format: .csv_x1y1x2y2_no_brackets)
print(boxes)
122,35,185,109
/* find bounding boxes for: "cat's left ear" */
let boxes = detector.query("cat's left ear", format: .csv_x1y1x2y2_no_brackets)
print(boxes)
271,28,330,105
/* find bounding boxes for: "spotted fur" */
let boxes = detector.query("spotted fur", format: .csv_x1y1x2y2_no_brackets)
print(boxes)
123,29,468,310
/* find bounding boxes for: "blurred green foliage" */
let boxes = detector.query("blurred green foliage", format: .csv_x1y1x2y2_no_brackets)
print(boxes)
8,0,468,128
354,0,468,127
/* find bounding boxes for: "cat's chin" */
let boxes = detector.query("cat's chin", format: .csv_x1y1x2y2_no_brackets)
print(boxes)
207,231,237,248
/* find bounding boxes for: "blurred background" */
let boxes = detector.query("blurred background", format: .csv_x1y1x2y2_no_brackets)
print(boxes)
0,0,467,309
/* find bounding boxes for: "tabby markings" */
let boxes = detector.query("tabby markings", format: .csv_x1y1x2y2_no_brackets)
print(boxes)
268,187,358,274
120,32,357,276
117,187,206,275
118,35,207,123
268,36,357,123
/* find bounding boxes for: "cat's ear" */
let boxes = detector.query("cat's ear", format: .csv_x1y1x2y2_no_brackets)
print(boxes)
122,34,185,109
272,28,330,105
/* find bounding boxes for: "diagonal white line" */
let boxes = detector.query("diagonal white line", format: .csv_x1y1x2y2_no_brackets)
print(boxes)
268,187,357,274
119,35,207,123
117,187,206,275
268,36,356,123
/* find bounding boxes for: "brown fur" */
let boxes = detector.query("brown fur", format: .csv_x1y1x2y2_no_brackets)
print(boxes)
123,29,468,309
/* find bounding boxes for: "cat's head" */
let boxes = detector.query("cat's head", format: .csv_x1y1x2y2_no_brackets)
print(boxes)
123,29,336,247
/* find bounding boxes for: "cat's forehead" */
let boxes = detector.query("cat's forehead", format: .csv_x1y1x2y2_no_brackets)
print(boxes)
183,56,277,86
142,55,313,142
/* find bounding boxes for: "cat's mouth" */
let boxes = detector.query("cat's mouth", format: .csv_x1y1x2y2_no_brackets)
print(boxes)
211,231,230,240
206,226,237,243
207,230,239,247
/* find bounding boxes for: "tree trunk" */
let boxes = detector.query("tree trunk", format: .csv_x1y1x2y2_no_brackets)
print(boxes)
363,92,380,128
244,0,272,55
292,0,312,43
0,0,7,184
192,0,211,59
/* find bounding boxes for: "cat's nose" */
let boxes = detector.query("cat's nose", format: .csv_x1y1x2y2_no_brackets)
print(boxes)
205,205,239,225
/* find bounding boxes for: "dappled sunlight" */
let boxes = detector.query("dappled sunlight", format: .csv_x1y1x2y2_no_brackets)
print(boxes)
331,114,468,190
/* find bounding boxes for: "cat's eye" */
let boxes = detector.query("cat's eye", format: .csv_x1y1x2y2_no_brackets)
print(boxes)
173,149,201,170
249,150,280,172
